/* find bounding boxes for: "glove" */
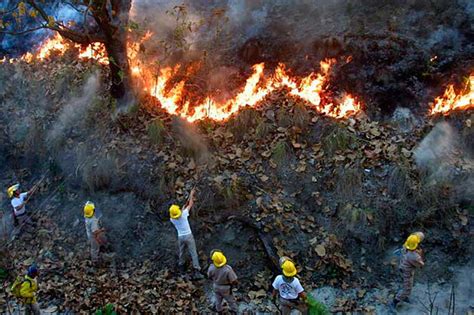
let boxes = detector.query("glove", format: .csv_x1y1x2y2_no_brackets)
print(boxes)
13,213,18,227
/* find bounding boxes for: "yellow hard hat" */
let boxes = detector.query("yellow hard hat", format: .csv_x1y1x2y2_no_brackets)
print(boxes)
404,234,421,250
211,250,227,268
7,184,20,198
169,204,181,219
282,260,297,277
84,201,95,218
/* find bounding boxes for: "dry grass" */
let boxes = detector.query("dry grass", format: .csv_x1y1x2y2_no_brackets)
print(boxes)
229,108,261,140
271,140,290,167
255,121,271,139
82,155,119,192
148,118,165,145
277,106,292,128
322,124,358,155
293,103,310,129
339,204,373,228
335,166,363,202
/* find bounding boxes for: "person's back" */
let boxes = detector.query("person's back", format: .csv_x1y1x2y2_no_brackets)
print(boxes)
208,264,237,287
207,250,238,312
170,207,192,237
19,264,40,315
11,192,28,216
169,189,201,274
392,232,425,308
399,248,423,272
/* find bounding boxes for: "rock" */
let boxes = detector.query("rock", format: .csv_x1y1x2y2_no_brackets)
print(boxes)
391,107,418,133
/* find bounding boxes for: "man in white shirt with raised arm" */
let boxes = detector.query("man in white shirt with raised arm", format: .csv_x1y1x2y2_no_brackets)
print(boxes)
8,183,37,234
169,188,202,278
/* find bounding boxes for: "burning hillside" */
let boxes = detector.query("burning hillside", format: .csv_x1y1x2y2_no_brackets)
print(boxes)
0,1,473,314
2,32,473,121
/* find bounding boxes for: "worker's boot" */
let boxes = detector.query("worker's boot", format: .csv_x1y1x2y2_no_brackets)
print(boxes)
191,269,204,280
390,298,400,309
178,264,186,274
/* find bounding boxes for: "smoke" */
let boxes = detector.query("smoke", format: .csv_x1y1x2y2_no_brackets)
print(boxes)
172,117,209,164
413,122,473,201
0,0,81,56
47,72,100,147
426,26,463,51
414,122,458,170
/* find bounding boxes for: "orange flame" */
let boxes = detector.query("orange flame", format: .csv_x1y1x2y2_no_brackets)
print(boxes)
3,33,361,121
148,59,361,122
430,74,474,115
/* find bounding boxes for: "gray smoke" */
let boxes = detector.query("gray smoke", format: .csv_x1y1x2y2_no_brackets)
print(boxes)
172,117,210,164
414,122,474,201
47,72,100,147
0,1,82,56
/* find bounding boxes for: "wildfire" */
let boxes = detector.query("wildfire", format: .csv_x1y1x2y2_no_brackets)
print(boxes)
149,60,361,122
430,74,474,115
2,32,362,121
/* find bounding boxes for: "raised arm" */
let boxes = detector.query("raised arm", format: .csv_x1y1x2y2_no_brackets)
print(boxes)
184,188,196,211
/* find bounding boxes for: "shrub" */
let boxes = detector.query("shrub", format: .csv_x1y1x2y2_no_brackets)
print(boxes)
277,106,292,127
148,119,165,145
82,155,119,192
271,141,290,166
293,103,310,129
255,121,270,139
322,124,358,155
229,108,260,140
335,166,362,202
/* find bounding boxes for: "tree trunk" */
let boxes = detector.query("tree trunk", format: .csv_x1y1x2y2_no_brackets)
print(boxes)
103,0,133,106
104,33,130,100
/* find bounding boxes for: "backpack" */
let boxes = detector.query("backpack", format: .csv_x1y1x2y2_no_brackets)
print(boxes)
10,276,31,298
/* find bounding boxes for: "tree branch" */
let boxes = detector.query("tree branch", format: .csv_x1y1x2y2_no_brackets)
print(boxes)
0,25,46,35
25,0,105,44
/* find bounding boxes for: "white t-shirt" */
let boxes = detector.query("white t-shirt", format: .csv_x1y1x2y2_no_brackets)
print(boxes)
272,275,304,300
170,207,192,236
11,192,28,216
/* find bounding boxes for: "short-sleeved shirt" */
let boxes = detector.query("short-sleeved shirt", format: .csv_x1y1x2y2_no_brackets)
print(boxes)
207,264,238,288
170,207,192,236
85,217,99,240
399,248,424,272
272,275,304,300
11,192,28,216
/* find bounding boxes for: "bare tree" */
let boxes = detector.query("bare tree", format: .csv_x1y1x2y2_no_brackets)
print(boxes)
1,0,133,103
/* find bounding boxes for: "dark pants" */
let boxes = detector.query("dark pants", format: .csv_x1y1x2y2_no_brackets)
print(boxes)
280,297,307,315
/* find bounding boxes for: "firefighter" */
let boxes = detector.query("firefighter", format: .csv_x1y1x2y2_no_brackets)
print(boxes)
392,232,425,308
207,249,238,313
20,264,40,315
84,201,101,264
7,184,37,233
169,188,202,277
272,259,308,315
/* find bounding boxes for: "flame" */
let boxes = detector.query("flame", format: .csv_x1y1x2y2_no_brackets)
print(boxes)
77,42,108,64
2,32,362,122
148,60,361,122
430,74,474,115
